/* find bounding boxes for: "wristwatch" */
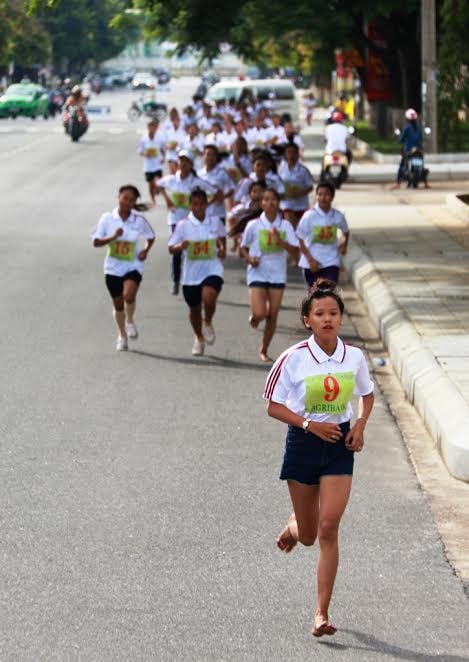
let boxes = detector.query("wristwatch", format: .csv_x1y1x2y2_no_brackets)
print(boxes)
302,419,310,432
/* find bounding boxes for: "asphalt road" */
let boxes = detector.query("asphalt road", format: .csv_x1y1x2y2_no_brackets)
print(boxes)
1,81,468,661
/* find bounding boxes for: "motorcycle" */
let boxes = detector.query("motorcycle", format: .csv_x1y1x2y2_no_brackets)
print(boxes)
63,106,88,142
405,147,427,188
127,97,167,122
48,90,65,118
320,125,354,188
394,127,431,188
320,151,349,189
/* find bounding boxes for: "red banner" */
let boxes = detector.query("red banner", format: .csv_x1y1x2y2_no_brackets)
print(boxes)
366,22,392,102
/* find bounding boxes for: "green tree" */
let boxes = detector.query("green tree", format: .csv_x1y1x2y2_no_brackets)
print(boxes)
0,0,50,70
137,0,421,108
27,0,130,73
438,0,469,150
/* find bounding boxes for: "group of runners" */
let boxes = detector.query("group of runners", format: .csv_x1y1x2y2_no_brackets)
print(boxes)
93,94,350,359
92,91,374,641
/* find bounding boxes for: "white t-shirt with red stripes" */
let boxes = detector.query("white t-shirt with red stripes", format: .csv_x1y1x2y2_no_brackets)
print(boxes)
263,335,374,423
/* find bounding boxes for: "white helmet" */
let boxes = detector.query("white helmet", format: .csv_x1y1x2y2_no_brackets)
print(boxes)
405,108,418,121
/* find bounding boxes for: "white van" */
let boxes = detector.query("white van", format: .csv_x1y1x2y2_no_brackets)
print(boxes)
207,79,299,120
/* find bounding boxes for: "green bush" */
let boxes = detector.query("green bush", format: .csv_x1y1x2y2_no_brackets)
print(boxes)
354,121,400,154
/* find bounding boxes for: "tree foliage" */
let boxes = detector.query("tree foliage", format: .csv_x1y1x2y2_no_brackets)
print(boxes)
138,0,421,107
438,0,469,150
25,0,132,72
0,0,50,69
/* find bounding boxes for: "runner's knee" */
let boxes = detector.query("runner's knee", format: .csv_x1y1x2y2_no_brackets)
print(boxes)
318,519,339,545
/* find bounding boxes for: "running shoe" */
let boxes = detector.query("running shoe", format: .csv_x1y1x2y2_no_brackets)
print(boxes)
126,323,138,339
191,338,205,356
116,336,128,351
202,323,216,345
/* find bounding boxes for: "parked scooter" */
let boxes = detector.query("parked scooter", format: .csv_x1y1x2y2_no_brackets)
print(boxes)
127,96,167,122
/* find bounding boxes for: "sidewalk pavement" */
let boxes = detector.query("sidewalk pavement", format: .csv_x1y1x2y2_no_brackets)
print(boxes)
336,184,469,481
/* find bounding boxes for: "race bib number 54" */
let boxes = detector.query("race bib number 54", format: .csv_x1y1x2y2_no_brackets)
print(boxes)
187,239,215,260
304,372,355,414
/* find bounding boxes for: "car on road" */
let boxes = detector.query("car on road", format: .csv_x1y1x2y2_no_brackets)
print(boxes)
0,82,49,119
131,72,158,90
207,78,299,120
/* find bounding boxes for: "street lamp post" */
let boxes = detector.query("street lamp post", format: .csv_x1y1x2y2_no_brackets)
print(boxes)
421,0,438,152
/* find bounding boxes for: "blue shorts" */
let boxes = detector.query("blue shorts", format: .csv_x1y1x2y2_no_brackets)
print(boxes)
280,422,353,486
303,265,340,288
248,281,285,289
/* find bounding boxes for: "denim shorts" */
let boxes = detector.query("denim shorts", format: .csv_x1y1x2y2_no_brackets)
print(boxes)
248,281,285,289
280,422,353,486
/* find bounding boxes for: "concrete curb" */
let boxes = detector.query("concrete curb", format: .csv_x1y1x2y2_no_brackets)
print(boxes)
343,240,469,482
446,193,469,225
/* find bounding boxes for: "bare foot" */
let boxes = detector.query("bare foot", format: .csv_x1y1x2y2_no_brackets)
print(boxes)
259,352,274,363
388,183,400,190
276,524,297,553
312,613,337,638
249,314,259,329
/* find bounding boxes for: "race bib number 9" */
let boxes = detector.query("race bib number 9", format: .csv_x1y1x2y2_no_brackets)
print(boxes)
187,239,216,260
145,147,158,157
259,229,286,254
171,192,190,209
108,240,136,262
313,225,337,244
304,372,355,414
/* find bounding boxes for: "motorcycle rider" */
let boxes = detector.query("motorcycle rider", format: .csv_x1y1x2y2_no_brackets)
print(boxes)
324,111,352,166
389,108,429,190
63,85,88,134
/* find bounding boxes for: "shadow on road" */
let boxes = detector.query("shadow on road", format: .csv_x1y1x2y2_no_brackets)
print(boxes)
319,629,468,661
217,298,298,313
130,349,270,372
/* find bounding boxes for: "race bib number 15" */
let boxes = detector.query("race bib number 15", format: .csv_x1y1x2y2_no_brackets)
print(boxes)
108,240,136,262
259,229,286,254
304,372,355,414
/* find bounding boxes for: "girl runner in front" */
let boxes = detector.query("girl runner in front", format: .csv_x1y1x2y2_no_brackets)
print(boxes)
92,185,155,351
263,279,374,637
296,181,349,288
168,188,226,356
239,188,299,362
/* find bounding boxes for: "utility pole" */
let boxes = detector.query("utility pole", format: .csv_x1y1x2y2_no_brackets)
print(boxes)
421,0,438,152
